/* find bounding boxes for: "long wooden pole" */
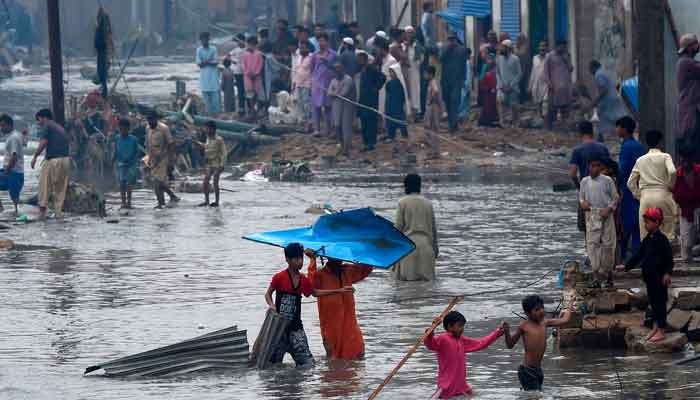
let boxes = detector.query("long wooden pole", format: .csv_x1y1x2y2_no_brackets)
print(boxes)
367,295,464,400
46,0,65,126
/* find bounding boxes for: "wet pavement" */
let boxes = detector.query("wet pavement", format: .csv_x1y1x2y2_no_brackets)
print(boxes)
0,59,699,400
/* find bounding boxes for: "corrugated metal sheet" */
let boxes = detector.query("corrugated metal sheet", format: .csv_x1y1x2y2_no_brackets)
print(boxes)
436,0,492,41
500,0,520,39
84,326,249,377
249,310,290,370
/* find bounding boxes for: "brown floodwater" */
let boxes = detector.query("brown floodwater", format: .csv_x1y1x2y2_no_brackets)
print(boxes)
0,58,698,400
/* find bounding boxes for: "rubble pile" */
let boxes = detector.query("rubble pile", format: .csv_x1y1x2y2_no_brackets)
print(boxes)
557,262,700,353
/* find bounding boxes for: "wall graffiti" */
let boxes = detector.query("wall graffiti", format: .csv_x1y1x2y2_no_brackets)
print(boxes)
594,0,626,80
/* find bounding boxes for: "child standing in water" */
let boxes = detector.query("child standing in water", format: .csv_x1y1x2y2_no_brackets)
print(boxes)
424,311,505,398
503,295,572,391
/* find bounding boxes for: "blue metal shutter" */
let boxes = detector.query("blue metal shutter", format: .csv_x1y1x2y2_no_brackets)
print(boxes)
436,0,492,42
500,0,520,39
555,0,569,42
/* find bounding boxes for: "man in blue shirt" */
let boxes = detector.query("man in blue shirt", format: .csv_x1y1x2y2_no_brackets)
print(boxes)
114,118,140,209
196,32,221,115
0,114,24,214
570,121,610,231
421,2,435,49
616,116,646,259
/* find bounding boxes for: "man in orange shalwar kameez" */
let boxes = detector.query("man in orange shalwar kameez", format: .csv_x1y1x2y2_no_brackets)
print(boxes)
305,249,373,360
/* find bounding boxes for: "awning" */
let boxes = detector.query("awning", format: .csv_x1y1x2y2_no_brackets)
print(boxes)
436,0,492,41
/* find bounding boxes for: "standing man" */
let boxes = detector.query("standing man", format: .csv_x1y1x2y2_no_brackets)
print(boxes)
440,34,468,133
543,41,573,130
31,109,70,220
405,26,424,118
570,121,611,232
529,41,549,119
588,60,628,142
338,37,359,78
145,112,179,209
292,40,314,133
673,145,700,262
677,33,700,161
420,2,436,49
328,62,356,157
229,33,247,116
310,33,338,135
496,39,522,127
628,130,678,240
0,114,24,214
114,118,140,210
616,116,646,261
274,19,295,53
516,33,531,104
357,51,386,152
195,121,226,208
196,32,221,116
394,173,439,281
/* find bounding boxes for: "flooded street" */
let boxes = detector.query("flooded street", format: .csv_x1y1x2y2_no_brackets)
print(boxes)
1,60,699,400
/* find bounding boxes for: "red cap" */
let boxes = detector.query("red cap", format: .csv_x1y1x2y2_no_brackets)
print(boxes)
643,208,664,224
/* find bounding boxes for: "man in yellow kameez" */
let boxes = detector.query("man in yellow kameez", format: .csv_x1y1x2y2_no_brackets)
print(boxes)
627,130,678,240
146,112,179,208
393,173,439,281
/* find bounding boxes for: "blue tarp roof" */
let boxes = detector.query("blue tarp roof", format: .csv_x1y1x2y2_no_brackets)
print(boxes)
243,208,416,269
436,0,492,42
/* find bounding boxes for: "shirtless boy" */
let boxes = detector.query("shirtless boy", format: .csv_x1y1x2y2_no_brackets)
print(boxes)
503,295,572,391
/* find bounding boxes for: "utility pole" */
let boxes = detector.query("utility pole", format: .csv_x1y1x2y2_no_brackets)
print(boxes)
46,0,65,126
634,0,665,141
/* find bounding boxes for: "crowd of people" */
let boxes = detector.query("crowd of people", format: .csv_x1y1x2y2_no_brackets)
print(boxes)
568,114,700,343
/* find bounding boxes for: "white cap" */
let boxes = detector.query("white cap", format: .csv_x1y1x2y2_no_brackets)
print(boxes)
404,25,415,32
343,37,354,46
376,31,388,39
501,39,513,48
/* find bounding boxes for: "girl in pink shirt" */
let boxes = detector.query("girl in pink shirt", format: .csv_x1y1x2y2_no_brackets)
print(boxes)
424,311,505,399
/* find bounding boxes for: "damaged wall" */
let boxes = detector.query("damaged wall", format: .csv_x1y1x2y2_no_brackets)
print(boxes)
593,0,629,81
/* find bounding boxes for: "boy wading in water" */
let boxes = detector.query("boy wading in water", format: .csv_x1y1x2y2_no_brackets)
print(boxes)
424,311,504,398
114,118,140,209
503,295,571,391
264,243,351,367
194,121,226,207
616,208,673,342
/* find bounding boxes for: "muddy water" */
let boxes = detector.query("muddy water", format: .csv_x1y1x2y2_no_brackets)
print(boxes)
1,59,699,400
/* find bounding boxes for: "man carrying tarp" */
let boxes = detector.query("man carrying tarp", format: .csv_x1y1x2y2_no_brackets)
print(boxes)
306,249,372,360
265,243,351,367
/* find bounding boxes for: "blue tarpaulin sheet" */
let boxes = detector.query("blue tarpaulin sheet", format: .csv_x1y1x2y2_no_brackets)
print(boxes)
436,0,492,42
621,76,639,113
243,208,416,269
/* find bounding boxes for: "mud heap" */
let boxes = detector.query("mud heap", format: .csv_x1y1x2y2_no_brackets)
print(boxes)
557,262,700,353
